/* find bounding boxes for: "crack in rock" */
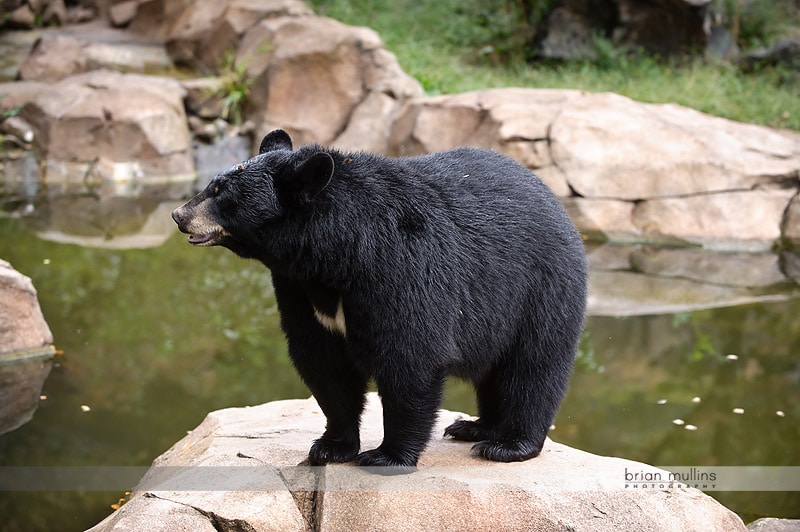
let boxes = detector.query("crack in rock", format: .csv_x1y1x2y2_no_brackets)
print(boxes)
277,465,324,532
143,493,257,532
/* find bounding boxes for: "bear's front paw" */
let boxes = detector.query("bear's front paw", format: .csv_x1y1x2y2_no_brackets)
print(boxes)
308,437,359,465
354,447,417,474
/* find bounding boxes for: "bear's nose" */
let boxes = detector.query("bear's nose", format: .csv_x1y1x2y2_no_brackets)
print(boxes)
171,207,184,225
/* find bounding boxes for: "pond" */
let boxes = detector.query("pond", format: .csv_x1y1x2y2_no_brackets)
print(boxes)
0,194,798,531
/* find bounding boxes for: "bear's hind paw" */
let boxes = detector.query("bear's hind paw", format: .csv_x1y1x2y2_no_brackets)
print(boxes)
443,419,494,442
471,437,541,463
354,448,417,474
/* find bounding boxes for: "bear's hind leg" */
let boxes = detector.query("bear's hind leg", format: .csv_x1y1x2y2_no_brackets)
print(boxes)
443,376,504,442
470,337,574,463
355,373,445,470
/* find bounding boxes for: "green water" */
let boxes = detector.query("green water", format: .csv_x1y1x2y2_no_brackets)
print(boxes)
0,209,798,531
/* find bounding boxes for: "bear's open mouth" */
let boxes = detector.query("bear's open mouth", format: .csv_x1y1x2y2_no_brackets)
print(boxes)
188,231,222,246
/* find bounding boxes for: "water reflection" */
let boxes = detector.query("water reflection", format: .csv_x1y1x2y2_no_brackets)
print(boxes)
0,196,798,530
0,352,54,436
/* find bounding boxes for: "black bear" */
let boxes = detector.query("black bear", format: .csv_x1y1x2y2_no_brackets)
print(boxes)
172,130,587,470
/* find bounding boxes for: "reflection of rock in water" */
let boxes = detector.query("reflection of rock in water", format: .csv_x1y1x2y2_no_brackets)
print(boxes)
0,351,54,436
20,191,186,250
0,260,55,436
586,244,800,317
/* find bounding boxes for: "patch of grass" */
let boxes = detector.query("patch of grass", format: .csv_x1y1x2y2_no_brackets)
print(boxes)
310,0,799,130
217,51,252,125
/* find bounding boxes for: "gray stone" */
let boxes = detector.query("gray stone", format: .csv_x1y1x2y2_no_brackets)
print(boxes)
629,247,787,288
0,260,55,435
193,134,252,191
20,69,194,190
238,15,421,148
748,518,800,532
109,0,138,27
0,81,48,113
783,193,800,244
18,34,88,82
6,4,36,28
632,189,796,251
88,394,747,532
535,0,710,60
550,92,800,200
562,197,640,241
18,25,173,82
740,39,800,72
0,260,53,357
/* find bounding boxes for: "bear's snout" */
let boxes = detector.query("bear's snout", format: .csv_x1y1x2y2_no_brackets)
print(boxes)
171,205,190,229
171,201,228,247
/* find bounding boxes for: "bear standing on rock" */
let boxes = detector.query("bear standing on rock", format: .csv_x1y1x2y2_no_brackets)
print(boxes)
172,130,588,470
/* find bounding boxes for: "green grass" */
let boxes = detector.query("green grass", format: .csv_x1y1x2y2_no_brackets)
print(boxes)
310,0,799,130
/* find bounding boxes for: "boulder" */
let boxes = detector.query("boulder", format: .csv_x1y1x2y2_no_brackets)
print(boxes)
549,92,799,200
88,394,747,532
632,189,796,250
535,0,711,60
386,88,800,250
388,89,580,196
18,23,173,83
784,193,800,245
126,0,312,65
748,518,800,532
0,0,90,29
0,81,48,115
19,69,194,192
237,14,421,149
0,260,53,358
740,38,800,72
0,260,55,435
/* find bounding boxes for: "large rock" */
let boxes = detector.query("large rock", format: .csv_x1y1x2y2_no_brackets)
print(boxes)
126,0,312,65
0,260,53,357
18,23,172,83
237,14,421,149
388,89,581,196
19,69,194,192
387,88,800,250
550,93,799,200
631,189,796,249
536,0,711,60
123,0,421,151
0,260,55,435
88,394,747,532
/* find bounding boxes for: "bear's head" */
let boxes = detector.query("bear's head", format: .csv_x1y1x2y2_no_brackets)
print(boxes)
171,130,335,263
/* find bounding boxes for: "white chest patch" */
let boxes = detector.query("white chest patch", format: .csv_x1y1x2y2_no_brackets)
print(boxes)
313,299,347,338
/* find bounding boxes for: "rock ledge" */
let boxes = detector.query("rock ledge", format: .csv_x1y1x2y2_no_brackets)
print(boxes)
89,393,747,532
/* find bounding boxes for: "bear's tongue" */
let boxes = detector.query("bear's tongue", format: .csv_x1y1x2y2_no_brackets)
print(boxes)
188,233,214,245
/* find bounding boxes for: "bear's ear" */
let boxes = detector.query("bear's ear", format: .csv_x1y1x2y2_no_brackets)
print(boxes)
259,130,293,154
292,152,334,202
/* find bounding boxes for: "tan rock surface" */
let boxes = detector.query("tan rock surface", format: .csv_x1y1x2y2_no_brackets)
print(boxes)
89,394,747,532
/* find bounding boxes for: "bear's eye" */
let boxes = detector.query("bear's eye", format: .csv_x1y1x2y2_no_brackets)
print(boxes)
214,185,220,195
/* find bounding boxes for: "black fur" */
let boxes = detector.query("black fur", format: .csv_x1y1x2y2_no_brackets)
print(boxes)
172,130,588,469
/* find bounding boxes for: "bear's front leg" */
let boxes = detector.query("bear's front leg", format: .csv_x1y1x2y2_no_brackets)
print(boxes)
355,375,445,471
272,275,368,465
290,333,368,465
